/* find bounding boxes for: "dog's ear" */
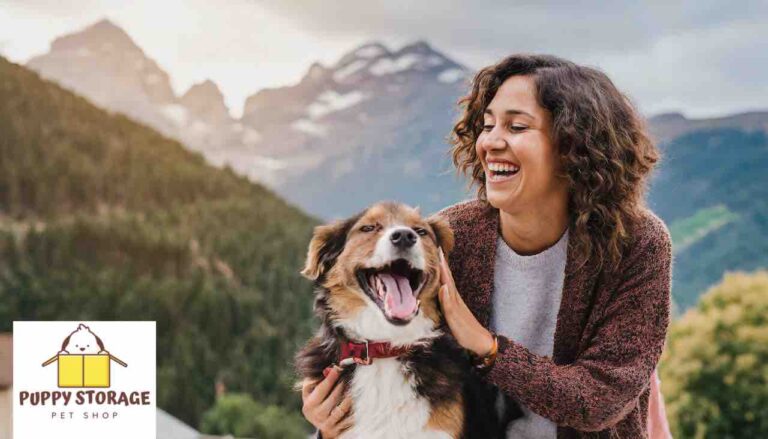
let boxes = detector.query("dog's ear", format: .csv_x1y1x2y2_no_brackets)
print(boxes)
301,216,359,281
427,214,454,256
60,335,72,352
94,334,105,351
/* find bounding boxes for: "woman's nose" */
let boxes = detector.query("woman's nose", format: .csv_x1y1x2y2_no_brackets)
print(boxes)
480,130,507,151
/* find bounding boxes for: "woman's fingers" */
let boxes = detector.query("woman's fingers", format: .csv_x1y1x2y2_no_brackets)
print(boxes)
437,248,492,356
302,367,344,431
307,367,341,406
322,393,354,438
338,392,353,413
328,393,352,423
319,378,346,416
301,378,319,400
438,285,452,310
438,248,449,286
438,248,457,287
335,413,355,434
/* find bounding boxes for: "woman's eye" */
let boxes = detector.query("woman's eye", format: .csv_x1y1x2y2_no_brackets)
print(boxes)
510,125,528,132
482,124,495,131
414,228,428,236
360,225,375,232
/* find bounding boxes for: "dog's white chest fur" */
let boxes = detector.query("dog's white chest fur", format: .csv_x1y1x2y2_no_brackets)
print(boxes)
340,358,451,439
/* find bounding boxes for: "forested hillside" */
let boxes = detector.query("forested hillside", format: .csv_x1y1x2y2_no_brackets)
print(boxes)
649,128,768,310
0,56,317,432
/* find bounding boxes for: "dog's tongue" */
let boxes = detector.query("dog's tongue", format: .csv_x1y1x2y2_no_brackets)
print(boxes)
378,273,417,319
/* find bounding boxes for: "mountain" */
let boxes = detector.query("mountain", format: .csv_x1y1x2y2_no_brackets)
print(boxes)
26,19,279,186
180,79,231,126
648,111,768,144
26,22,472,216
27,19,178,136
0,55,317,432
648,126,768,311
240,40,472,218
24,20,768,312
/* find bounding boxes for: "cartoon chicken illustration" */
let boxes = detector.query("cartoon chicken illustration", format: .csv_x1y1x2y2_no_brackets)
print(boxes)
42,323,127,388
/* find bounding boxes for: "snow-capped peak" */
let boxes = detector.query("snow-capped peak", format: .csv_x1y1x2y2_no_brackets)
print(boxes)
352,42,390,59
398,40,435,56
335,41,391,69
328,40,467,84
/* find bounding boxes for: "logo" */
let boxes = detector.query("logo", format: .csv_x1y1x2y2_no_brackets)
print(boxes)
41,324,128,388
13,321,156,439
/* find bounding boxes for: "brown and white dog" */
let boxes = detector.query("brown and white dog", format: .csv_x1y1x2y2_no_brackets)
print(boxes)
295,202,520,439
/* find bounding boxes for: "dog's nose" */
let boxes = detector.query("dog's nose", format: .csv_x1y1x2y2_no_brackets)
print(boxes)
390,228,417,249
79,347,85,352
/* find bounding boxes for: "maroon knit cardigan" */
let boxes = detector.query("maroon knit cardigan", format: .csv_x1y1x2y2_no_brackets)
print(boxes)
437,199,672,438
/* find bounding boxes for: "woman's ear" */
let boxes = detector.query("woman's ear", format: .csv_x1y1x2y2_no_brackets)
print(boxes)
427,214,454,256
301,215,359,281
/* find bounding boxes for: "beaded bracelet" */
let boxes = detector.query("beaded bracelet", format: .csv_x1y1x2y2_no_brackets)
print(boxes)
471,332,499,370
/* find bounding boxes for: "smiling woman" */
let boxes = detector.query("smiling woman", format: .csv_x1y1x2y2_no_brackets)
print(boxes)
439,54,672,438
299,54,672,439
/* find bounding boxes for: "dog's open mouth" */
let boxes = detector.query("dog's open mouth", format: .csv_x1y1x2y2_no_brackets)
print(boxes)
356,259,427,325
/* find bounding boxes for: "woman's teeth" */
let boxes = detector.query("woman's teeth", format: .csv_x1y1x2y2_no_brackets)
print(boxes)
487,162,520,181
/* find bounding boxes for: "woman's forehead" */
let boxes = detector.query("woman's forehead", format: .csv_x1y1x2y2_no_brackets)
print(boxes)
486,75,542,118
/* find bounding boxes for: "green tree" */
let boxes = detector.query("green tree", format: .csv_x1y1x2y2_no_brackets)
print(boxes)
200,393,309,439
660,270,768,438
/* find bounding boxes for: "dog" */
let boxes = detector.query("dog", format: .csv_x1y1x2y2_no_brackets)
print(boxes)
59,323,107,355
295,202,520,439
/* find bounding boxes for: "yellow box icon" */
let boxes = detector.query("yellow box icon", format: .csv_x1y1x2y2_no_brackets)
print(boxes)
57,354,111,388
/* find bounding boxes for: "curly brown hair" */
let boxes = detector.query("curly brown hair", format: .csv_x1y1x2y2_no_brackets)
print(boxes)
451,54,659,271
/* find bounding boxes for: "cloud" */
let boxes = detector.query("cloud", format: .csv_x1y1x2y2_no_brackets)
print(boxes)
1,0,765,118
591,17,768,116
252,0,765,57
247,0,768,117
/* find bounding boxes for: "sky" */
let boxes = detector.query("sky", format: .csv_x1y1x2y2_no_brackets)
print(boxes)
0,0,765,118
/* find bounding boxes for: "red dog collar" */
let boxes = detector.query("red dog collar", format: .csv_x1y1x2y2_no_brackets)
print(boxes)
339,340,411,366
339,340,410,367
321,340,414,377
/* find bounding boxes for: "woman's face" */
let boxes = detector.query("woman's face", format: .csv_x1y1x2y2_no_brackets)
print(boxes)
475,75,568,214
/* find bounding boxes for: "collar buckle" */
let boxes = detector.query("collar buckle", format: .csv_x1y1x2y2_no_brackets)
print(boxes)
339,339,373,366
355,340,372,365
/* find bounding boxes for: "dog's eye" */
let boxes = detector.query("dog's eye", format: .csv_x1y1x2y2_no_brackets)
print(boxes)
360,225,376,232
414,227,428,236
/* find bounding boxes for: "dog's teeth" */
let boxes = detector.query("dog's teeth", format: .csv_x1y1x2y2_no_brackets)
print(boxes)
376,276,385,298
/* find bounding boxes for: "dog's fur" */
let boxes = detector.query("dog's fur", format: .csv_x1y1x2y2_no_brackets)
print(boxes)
295,202,520,438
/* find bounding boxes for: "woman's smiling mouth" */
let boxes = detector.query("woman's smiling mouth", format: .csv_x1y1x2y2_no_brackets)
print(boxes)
487,160,520,183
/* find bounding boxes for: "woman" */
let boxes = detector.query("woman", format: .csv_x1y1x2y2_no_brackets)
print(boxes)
302,54,672,438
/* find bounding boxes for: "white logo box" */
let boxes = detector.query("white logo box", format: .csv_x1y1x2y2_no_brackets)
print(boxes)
13,321,156,439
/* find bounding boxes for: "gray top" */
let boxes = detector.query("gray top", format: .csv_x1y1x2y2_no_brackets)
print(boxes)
490,228,569,439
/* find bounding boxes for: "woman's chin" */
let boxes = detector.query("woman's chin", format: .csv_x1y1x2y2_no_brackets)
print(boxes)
486,187,515,210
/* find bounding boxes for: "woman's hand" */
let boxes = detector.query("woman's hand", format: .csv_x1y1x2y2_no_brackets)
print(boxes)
438,249,495,357
301,366,354,438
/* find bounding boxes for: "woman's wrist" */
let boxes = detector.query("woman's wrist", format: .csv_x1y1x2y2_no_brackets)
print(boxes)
470,329,495,357
471,331,499,370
